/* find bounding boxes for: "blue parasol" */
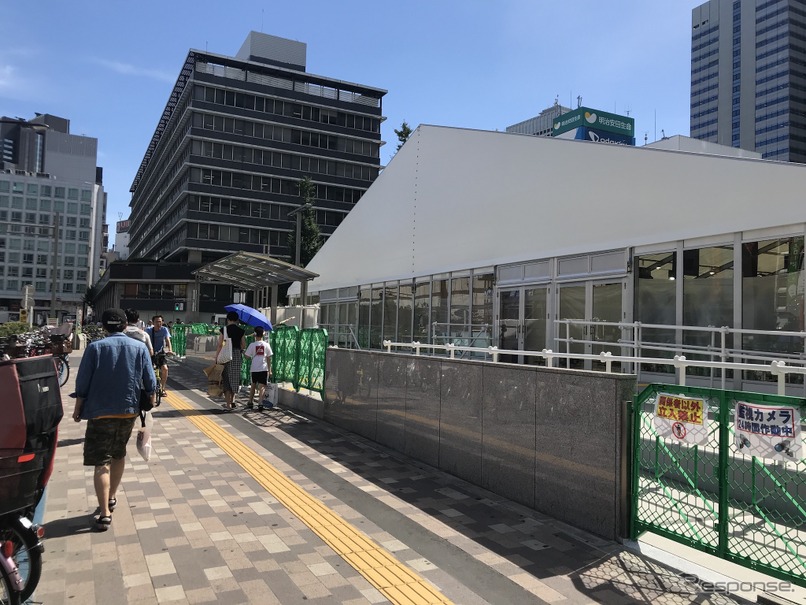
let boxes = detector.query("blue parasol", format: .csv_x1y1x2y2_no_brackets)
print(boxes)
223,303,273,330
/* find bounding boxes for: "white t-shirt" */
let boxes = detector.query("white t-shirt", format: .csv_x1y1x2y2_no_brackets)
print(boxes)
244,339,272,373
124,325,154,355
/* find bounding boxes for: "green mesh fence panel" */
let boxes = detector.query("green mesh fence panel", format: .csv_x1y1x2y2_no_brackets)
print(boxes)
270,326,299,384
631,384,806,587
295,328,327,394
170,325,187,357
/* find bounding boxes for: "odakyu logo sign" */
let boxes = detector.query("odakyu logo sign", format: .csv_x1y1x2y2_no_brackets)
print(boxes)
585,128,634,146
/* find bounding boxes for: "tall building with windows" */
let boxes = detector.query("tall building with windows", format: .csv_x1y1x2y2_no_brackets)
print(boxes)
691,0,806,162
0,114,106,323
127,31,386,265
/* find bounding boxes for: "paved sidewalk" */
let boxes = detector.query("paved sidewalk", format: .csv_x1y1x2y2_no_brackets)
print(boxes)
33,347,757,604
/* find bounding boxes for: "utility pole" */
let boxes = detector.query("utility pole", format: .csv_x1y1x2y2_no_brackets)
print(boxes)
51,212,59,321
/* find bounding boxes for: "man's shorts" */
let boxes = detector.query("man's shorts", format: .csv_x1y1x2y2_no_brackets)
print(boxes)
83,417,137,467
153,352,168,368
251,370,268,385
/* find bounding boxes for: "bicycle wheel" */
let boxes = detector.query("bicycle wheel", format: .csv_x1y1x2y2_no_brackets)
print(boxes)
0,518,41,603
0,558,21,605
56,356,69,387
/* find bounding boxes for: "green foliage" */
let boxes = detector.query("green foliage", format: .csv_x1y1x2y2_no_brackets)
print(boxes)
82,324,105,342
286,176,323,267
394,121,413,152
0,322,33,338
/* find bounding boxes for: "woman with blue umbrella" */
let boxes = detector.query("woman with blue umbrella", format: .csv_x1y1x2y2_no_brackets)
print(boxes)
215,311,246,409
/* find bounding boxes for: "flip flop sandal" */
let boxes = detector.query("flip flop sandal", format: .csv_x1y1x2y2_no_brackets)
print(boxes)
95,515,112,532
108,498,117,512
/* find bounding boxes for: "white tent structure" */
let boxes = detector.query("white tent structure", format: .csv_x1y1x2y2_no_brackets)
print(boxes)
293,124,806,296
291,124,806,381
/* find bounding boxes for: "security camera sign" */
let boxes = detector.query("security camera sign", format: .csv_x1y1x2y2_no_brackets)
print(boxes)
734,401,802,461
653,393,710,445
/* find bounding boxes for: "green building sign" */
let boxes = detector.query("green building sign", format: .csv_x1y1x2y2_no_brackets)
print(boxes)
553,107,634,137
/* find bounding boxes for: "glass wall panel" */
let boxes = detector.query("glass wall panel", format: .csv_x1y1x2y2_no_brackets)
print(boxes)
413,282,430,343
398,283,413,342
742,237,804,356
431,278,449,345
635,251,677,371
383,284,398,342
449,276,470,343
370,286,383,349
683,245,734,336
358,287,370,349
471,272,493,347
682,245,734,381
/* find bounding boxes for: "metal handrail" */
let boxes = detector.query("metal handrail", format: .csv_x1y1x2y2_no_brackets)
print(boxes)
379,339,806,396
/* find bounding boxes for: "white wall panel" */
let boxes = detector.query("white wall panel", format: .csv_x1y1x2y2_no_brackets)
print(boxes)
294,125,806,295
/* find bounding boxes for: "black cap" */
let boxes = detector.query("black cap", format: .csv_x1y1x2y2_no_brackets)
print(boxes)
101,308,127,331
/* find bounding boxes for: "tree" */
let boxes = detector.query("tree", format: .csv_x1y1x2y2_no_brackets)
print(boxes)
286,176,322,267
82,284,98,325
394,121,412,152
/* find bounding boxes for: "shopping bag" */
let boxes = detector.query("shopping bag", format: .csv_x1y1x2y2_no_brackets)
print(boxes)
202,363,225,382
207,382,224,397
136,412,153,461
263,382,279,407
216,336,233,364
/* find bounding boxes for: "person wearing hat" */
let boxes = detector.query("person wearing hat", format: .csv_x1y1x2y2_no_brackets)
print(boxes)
72,308,158,532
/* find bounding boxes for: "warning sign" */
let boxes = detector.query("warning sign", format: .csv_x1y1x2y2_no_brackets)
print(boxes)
653,393,710,445
734,401,802,461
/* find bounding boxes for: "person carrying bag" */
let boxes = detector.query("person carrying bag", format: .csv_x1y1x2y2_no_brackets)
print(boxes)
215,312,246,410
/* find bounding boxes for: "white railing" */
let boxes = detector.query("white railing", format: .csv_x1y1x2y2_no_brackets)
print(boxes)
379,339,806,396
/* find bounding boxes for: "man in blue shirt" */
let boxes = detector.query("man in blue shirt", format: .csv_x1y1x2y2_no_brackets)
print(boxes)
146,314,172,397
72,308,157,531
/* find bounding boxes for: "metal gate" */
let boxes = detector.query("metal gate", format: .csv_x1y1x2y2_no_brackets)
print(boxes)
630,384,806,586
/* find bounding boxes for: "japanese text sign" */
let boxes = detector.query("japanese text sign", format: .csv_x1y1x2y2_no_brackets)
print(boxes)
734,401,801,461
653,393,710,445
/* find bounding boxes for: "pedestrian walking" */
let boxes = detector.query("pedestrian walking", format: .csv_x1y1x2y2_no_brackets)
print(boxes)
216,311,246,409
124,308,154,356
71,308,157,531
244,326,272,410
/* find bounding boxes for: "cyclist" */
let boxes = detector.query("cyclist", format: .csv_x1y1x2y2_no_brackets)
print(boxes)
146,315,172,397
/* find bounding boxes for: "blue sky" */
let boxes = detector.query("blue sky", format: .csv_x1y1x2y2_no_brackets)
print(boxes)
1,1,702,245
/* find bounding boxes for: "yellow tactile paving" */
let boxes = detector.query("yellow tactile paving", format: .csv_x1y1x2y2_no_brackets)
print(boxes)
163,392,453,605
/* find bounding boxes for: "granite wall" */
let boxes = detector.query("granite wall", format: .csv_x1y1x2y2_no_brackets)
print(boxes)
322,349,635,540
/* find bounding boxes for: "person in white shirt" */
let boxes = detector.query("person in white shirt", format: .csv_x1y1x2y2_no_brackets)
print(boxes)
124,309,154,356
244,326,272,410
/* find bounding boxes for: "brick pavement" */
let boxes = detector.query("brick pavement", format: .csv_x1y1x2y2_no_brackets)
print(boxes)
31,346,754,604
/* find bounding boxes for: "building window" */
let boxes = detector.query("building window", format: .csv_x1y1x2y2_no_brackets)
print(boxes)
54,187,65,199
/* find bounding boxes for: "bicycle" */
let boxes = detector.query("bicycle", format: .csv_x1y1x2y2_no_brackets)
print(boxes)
0,514,42,603
0,543,21,605
49,334,71,387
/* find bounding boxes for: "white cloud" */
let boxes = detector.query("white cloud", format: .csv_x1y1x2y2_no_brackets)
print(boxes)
90,58,175,84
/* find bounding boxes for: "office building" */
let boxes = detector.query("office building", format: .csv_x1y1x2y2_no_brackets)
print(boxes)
691,0,806,162
127,31,387,267
0,114,106,323
506,102,570,137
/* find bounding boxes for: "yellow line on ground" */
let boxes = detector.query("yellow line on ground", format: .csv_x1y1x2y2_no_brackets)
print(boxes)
162,392,453,605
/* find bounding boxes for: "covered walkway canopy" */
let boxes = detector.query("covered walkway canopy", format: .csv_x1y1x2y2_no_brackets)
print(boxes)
192,251,318,289
193,252,318,324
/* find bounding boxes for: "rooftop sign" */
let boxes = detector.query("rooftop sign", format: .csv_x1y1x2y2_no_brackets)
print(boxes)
553,107,634,138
